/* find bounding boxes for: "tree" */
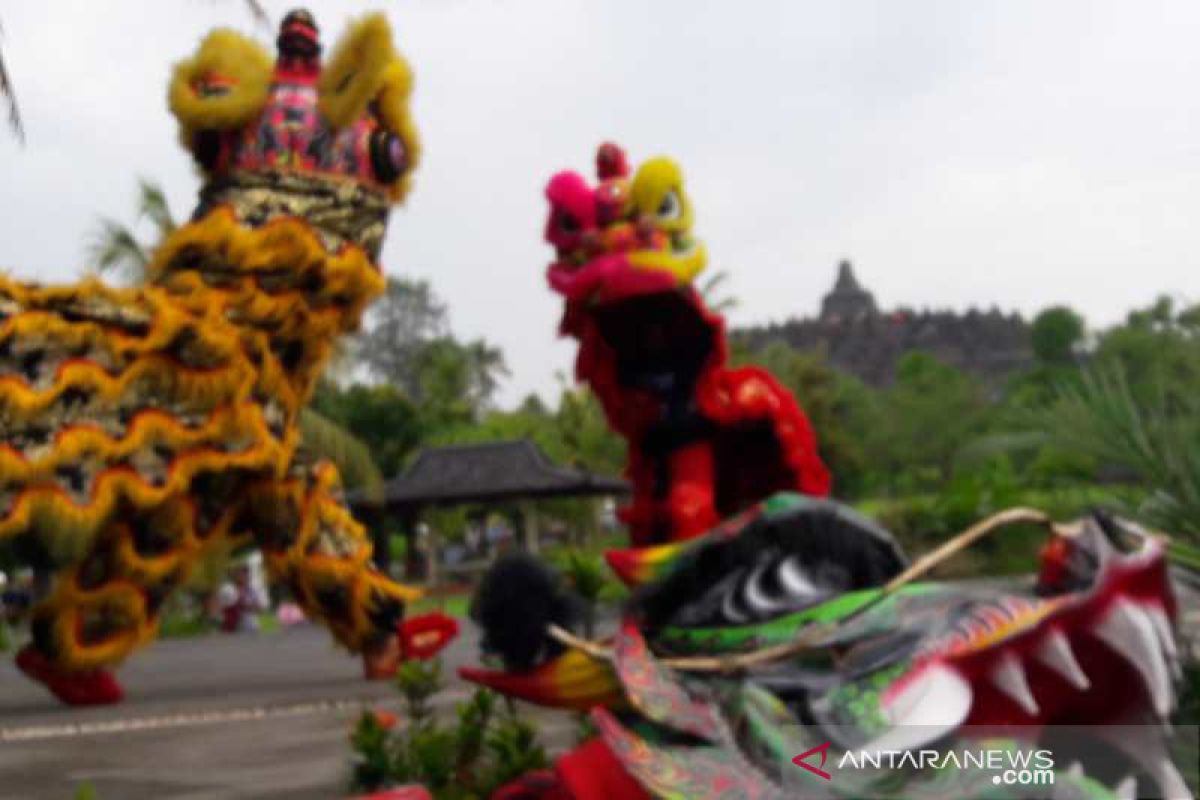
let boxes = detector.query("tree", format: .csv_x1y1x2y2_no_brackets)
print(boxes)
1027,364,1200,543
1030,306,1085,365
1093,296,1200,409
698,269,738,314
551,383,625,476
355,278,449,393
0,20,23,144
297,408,385,502
87,179,177,284
461,339,508,413
876,352,987,491
310,381,425,478
354,277,509,419
434,380,623,479
3,2,270,146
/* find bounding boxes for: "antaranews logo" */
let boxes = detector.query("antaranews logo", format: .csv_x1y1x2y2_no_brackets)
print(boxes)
792,743,1055,788
791,741,833,780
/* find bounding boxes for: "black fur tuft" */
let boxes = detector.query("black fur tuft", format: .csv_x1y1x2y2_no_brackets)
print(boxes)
470,553,583,671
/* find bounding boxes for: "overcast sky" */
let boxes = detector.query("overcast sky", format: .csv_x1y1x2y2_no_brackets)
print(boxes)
3,1,1199,406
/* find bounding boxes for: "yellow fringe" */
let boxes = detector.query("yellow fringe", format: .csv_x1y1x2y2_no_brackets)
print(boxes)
168,29,273,146
318,14,397,128
147,208,385,319
316,13,420,202
4,147,410,670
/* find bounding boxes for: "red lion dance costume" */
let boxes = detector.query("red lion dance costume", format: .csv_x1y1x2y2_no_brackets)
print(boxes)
462,144,1189,800
545,144,830,546
465,145,833,798
2,10,425,705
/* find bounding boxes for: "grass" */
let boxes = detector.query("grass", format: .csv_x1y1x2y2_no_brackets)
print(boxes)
410,593,471,619
158,614,214,639
158,611,282,639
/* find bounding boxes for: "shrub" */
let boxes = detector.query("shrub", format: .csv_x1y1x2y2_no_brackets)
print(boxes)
350,658,548,799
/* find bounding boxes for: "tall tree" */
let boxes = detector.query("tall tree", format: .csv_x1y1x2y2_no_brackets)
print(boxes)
354,277,508,418
876,351,987,491
2,2,270,145
1028,365,1200,543
1030,306,1085,365
355,278,449,394
297,408,386,502
88,179,178,284
310,381,425,478
1094,296,1200,409
698,269,738,314
459,339,509,413
0,20,23,144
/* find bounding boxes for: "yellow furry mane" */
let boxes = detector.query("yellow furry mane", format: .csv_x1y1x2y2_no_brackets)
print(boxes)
318,13,421,201
168,29,273,145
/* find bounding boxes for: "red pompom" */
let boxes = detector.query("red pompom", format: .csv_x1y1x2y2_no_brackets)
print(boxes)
596,142,629,180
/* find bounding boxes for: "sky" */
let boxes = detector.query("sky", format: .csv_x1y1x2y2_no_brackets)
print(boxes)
3,0,1200,407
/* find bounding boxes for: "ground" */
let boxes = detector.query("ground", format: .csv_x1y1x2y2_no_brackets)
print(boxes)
0,622,571,800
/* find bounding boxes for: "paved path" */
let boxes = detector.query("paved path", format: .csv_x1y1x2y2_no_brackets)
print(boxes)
0,624,495,800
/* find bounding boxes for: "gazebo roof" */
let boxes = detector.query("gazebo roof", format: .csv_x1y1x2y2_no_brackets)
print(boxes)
364,439,629,509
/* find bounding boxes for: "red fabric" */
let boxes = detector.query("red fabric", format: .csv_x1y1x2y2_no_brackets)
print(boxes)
557,282,830,545
661,442,720,541
221,604,241,633
398,612,460,661
543,147,829,545
490,769,573,799
354,787,432,800
15,645,124,706
556,737,651,800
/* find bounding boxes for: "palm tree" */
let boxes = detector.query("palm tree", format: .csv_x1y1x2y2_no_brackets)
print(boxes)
2,1,270,145
88,179,178,284
463,339,509,411
297,408,386,504
1026,365,1200,565
699,269,738,314
0,20,23,144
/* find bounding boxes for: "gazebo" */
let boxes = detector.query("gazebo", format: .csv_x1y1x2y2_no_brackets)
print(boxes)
351,439,629,580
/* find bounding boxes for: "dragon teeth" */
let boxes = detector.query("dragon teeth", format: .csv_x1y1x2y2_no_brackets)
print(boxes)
1114,775,1137,800
1034,629,1090,691
869,663,973,752
1144,604,1183,680
990,654,1039,716
1092,710,1195,800
1151,752,1193,800
1092,600,1174,718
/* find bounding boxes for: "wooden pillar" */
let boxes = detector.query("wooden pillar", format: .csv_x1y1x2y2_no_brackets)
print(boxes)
397,506,421,582
585,497,602,548
425,519,440,589
521,501,540,555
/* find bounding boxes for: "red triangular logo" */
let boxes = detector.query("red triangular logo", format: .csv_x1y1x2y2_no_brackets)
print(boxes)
792,741,833,780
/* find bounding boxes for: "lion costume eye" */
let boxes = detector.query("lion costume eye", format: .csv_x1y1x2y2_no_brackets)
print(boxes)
657,191,682,221
557,212,581,234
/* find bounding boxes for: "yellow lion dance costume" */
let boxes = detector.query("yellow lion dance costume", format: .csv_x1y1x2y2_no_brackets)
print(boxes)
3,9,422,704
